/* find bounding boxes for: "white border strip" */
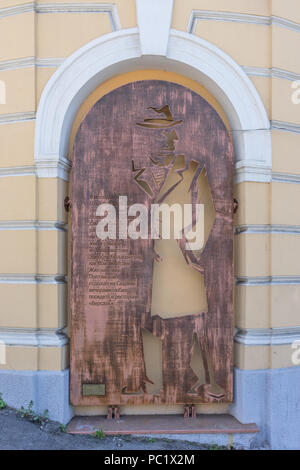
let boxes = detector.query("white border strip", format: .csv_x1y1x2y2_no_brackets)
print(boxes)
5,325,299,348
272,172,300,184
1,274,299,286
188,11,270,32
235,165,300,186
236,276,300,286
0,2,121,31
0,327,69,347
35,158,72,181
243,66,272,78
235,327,300,346
272,15,300,34
0,159,70,182
0,2,34,18
0,112,35,125
0,57,65,71
243,66,300,82
234,161,272,184
188,10,300,34
36,57,65,68
0,221,67,232
0,57,35,71
0,274,67,284
0,166,35,177
272,120,300,134
235,225,300,235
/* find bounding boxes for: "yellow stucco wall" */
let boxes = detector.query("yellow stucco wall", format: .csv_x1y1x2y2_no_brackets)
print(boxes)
0,0,300,412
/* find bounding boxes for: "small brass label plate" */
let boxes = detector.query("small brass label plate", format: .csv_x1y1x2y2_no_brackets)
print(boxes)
82,384,106,396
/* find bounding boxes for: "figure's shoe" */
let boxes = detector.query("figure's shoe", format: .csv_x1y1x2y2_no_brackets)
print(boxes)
204,383,225,400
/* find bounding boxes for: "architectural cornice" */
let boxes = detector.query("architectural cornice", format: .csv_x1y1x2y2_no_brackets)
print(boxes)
0,57,35,71
0,221,67,232
243,66,300,82
0,274,67,284
272,172,300,184
0,166,36,177
272,15,300,33
36,57,65,68
236,276,300,286
35,157,72,181
0,327,69,347
272,120,300,134
0,112,36,125
137,0,173,56
188,11,270,32
235,225,300,235
0,2,34,18
234,161,272,184
0,57,65,71
0,2,121,31
235,327,300,346
188,10,300,34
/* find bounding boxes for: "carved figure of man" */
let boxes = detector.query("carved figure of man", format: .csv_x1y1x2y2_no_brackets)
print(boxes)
131,105,225,400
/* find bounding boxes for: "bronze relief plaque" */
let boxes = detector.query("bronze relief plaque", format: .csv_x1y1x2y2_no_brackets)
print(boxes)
70,80,234,406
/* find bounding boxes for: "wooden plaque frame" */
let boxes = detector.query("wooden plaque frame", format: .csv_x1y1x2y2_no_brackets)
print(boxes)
70,81,234,406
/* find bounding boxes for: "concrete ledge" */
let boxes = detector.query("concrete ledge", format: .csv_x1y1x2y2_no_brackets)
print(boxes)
67,413,258,435
67,413,258,450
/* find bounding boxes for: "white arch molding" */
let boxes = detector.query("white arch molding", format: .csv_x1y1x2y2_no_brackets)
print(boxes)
34,27,271,184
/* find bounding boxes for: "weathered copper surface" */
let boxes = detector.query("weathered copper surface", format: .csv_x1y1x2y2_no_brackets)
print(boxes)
70,81,234,406
67,414,259,435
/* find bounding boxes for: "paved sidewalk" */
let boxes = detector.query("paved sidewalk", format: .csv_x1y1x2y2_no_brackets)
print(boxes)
0,408,222,450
